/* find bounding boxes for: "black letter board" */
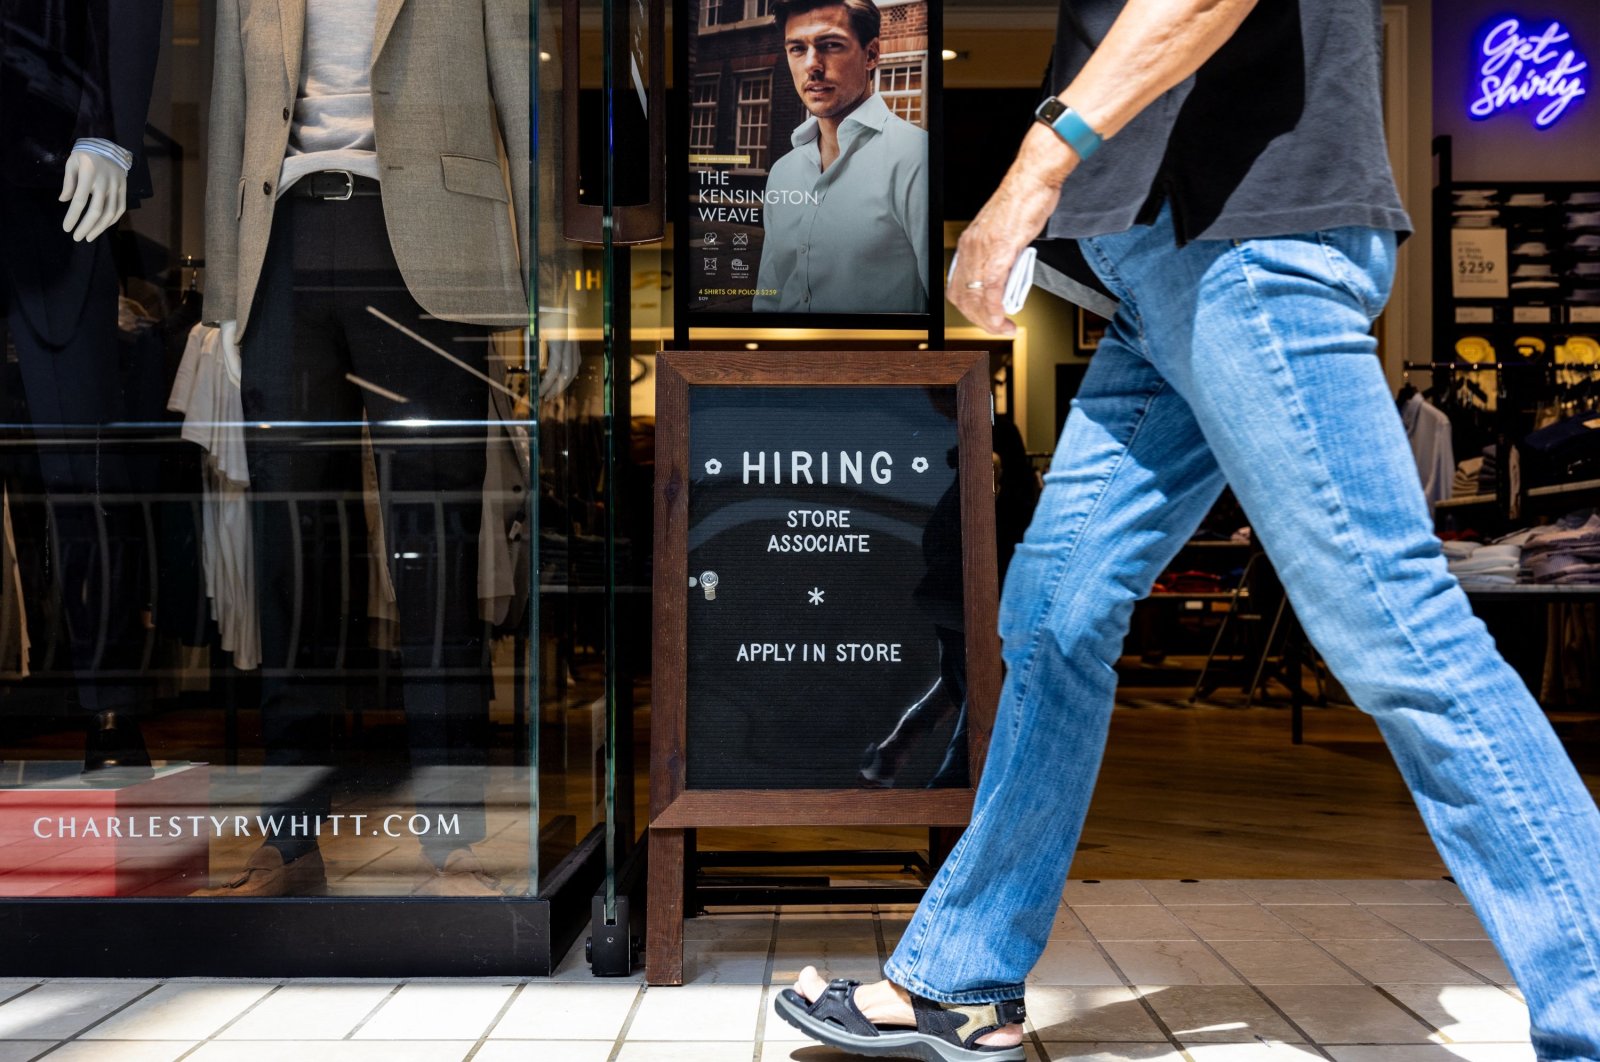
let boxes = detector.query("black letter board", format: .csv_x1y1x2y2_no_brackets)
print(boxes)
648,350,1000,984
687,385,967,789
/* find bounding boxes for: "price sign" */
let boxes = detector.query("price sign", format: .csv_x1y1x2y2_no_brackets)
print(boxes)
1452,228,1509,299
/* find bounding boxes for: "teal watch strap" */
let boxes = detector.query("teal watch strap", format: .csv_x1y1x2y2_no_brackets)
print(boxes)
1034,98,1104,160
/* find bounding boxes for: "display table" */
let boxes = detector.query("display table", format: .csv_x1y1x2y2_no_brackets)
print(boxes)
0,762,210,897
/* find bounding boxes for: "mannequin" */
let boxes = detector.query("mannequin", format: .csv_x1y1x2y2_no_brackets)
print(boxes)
198,0,530,898
0,0,164,777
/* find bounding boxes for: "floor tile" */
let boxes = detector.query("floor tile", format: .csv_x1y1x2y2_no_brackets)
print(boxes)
1167,904,1297,941
1140,881,1253,906
683,913,777,941
1365,904,1489,940
1318,940,1485,984
774,915,879,941
0,1043,50,1062
1181,1043,1324,1060
1227,880,1350,905
0,983,37,1006
1049,907,1092,941
1381,984,1531,1043
626,983,762,1041
31,1043,195,1062
1024,986,1167,1042
762,1043,954,1062
615,1043,754,1062
1136,985,1302,1043
185,1043,468,1062
1073,906,1194,942
1262,985,1436,1043
473,1044,613,1062
216,984,393,1040
770,937,879,985
78,983,271,1041
1207,940,1361,985
0,982,153,1040
1038,1045,1182,1061
1268,904,1409,940
1027,940,1124,986
1061,881,1157,906
1327,1047,1535,1062
488,983,639,1040
1429,940,1514,985
1101,942,1239,986
687,938,773,985
352,983,516,1040
1321,880,1444,905
1403,880,1471,905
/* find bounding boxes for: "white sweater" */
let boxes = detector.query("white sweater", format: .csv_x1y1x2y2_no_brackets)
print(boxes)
278,0,382,195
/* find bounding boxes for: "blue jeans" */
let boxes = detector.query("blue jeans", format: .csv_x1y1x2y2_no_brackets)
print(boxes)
883,206,1600,1059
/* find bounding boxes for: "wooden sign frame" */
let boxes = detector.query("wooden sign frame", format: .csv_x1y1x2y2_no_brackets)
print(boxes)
647,350,999,984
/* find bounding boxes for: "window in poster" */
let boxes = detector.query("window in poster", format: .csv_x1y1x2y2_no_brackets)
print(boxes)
685,0,932,317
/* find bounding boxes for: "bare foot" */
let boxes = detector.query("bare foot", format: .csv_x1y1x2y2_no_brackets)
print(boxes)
793,966,1023,1048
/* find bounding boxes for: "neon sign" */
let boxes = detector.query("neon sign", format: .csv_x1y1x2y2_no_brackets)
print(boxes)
1470,17,1588,127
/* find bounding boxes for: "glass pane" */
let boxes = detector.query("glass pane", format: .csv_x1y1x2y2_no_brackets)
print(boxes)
0,0,539,900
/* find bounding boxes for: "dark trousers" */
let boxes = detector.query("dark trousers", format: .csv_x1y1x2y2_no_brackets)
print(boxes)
241,185,492,863
0,188,149,716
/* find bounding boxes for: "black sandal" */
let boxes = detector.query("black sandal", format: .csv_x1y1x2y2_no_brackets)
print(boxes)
773,978,1026,1062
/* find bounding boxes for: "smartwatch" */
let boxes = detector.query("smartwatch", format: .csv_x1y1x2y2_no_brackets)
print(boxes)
1034,98,1104,161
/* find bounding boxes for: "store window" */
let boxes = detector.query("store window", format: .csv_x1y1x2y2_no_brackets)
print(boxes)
691,76,721,153
735,71,773,171
876,55,927,127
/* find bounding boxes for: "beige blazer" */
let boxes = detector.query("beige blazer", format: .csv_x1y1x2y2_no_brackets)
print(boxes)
204,0,530,339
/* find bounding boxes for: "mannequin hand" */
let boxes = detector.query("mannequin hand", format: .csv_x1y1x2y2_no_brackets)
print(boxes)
60,149,129,242
540,339,581,399
219,321,242,385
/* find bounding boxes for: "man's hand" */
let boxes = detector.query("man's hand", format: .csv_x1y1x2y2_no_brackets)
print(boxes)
948,126,1077,336
60,150,129,243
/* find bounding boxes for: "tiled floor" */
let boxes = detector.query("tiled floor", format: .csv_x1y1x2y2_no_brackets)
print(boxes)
0,880,1537,1062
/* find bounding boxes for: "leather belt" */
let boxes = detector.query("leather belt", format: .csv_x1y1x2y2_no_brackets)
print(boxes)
289,170,380,200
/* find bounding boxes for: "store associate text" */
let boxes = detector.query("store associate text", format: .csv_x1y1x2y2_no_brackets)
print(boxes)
753,0,929,314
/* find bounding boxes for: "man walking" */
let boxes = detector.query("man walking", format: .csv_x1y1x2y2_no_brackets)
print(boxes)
775,0,1600,1058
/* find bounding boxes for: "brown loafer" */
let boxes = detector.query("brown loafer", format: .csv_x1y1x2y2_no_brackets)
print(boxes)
412,848,503,897
193,846,327,897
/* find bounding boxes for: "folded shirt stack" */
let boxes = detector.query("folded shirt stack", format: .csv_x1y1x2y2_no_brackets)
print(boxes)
1446,542,1523,586
1453,457,1486,498
1521,510,1600,585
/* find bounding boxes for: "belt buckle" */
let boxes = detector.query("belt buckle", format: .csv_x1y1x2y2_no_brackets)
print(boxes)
325,171,354,201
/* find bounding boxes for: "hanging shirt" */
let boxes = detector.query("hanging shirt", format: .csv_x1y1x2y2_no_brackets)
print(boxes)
1401,393,1455,508
754,93,928,314
278,0,381,195
1043,0,1410,243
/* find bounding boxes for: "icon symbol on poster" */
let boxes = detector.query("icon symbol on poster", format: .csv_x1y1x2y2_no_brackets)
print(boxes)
703,232,719,246
704,258,718,273
731,258,748,271
704,458,723,475
808,588,825,606
732,233,749,247
912,456,929,473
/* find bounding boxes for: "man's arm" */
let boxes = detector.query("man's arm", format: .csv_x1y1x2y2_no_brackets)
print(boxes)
950,0,1258,335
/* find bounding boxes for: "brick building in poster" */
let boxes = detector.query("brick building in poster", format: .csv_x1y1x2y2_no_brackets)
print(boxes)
689,0,929,175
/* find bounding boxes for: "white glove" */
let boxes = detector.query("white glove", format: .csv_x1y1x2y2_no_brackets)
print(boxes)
540,338,581,400
60,148,129,243
219,321,242,385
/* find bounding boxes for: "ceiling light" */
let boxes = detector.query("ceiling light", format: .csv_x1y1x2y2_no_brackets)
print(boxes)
941,49,964,61
744,342,759,350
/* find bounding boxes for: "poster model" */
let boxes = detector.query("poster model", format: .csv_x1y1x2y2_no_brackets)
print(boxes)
684,0,931,317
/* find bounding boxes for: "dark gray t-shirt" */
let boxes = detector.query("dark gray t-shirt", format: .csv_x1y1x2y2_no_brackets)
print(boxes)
1045,0,1412,242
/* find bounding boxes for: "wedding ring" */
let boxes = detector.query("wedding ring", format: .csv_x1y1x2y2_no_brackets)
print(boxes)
965,280,986,290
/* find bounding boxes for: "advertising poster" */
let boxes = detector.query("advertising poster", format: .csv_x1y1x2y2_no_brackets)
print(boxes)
682,0,933,320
